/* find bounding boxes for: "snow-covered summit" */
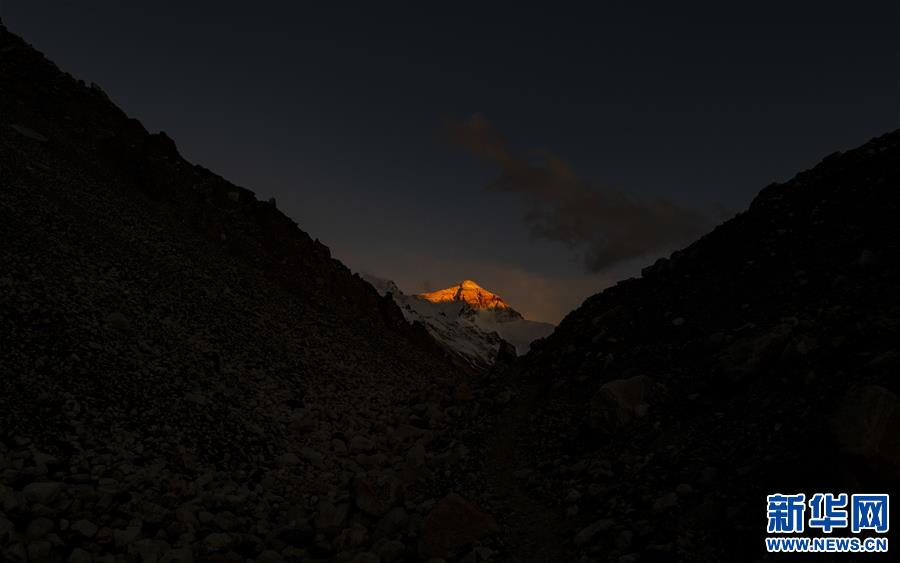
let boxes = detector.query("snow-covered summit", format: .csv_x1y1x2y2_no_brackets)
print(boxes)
417,279,519,315
361,274,555,370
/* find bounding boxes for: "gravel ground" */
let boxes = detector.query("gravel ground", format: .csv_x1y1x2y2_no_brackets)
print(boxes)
464,128,900,561
3,19,899,563
0,23,497,563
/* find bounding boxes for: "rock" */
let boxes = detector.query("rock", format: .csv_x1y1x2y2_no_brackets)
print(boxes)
27,541,52,561
289,410,316,433
406,442,426,467
375,507,409,538
350,435,374,453
277,452,300,466
3,543,27,563
96,527,113,546
22,481,64,504
355,472,402,516
574,519,614,546
0,516,13,540
720,323,793,382
257,550,285,563
1,489,26,513
129,538,170,562
136,500,169,524
71,519,98,538
421,493,498,558
25,517,55,539
202,532,232,552
9,124,48,142
590,376,652,427
300,447,325,468
496,340,518,365
653,492,679,513
858,249,878,267
512,468,533,480
175,504,199,526
68,548,93,563
213,511,240,531
163,547,194,563
335,524,369,550
32,451,59,467
641,256,672,278
350,552,380,563
616,529,634,550
833,384,900,466
275,521,314,546
105,311,131,332
114,525,142,547
393,425,424,443
314,501,348,534
377,540,405,562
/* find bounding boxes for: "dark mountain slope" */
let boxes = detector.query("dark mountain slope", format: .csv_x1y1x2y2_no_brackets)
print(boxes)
472,131,900,561
0,24,472,562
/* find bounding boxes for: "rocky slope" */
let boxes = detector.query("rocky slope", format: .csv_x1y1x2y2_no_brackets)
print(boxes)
0,23,495,563
363,277,554,370
5,19,900,563
462,129,900,561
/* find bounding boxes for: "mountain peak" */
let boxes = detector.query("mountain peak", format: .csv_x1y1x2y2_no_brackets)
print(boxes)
417,279,512,312
363,274,554,364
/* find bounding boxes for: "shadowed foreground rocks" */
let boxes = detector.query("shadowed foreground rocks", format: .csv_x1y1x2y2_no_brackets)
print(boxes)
0,22,498,563
459,128,900,561
3,18,900,563
421,493,498,559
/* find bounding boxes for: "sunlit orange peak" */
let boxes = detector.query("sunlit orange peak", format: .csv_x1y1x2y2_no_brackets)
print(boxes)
417,280,511,310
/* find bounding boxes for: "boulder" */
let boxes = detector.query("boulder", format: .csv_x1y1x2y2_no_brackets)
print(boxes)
349,435,374,453
314,500,348,534
22,482,63,505
71,519,98,538
202,532,232,553
355,472,402,516
833,384,900,469
590,375,652,427
574,518,614,546
421,493,498,558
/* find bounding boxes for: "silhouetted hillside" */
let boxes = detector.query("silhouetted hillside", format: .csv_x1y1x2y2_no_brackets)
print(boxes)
3,18,899,563
468,129,900,561
0,23,480,563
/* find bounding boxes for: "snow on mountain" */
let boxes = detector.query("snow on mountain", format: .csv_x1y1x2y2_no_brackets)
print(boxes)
418,279,515,313
361,275,555,370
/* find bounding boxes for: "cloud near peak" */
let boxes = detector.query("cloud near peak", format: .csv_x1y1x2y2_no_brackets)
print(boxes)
446,114,711,272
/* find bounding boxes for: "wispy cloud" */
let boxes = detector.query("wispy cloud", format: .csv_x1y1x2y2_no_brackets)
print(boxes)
446,114,712,272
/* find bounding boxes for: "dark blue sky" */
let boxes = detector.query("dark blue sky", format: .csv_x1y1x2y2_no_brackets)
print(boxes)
5,1,898,321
